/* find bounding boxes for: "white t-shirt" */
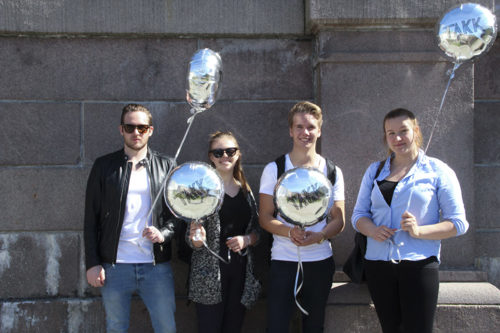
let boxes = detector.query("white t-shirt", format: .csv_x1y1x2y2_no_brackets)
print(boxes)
116,167,154,263
259,154,345,262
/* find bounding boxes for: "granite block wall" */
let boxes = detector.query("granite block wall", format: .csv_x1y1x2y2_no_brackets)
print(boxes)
0,0,498,331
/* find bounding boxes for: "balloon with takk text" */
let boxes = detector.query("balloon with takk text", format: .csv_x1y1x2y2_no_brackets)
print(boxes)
436,3,497,64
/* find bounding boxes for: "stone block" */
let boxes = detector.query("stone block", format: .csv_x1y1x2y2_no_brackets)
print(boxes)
0,232,81,299
84,101,294,165
0,37,194,100
327,282,500,332
476,257,500,288
307,0,494,30
153,102,294,165
438,282,500,304
201,39,314,100
317,30,439,60
475,36,500,99
474,102,500,165
0,103,80,166
0,168,87,231
241,165,267,198
475,231,500,257
0,0,304,35
434,305,500,333
0,296,268,333
474,166,500,229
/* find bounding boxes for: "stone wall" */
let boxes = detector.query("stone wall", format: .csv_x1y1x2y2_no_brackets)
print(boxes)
0,0,498,332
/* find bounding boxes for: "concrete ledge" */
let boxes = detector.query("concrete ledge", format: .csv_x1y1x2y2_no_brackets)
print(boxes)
327,282,500,332
330,281,500,305
334,269,488,283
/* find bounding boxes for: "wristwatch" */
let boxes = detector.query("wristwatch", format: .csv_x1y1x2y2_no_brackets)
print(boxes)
317,231,327,244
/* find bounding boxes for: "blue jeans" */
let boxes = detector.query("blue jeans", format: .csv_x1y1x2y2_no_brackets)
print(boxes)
101,262,176,333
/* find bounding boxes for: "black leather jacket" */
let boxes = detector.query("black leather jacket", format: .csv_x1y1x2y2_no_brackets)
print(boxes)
84,148,178,270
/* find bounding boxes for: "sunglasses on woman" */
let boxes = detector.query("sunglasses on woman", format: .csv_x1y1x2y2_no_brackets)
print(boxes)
122,124,151,134
210,147,238,158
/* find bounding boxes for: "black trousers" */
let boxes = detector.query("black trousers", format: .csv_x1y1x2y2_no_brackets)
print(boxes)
364,257,439,333
195,254,247,333
266,257,335,333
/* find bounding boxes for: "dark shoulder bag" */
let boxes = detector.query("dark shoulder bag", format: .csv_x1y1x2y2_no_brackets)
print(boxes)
343,161,384,283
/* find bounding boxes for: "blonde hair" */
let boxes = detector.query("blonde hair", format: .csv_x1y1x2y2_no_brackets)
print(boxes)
287,101,323,128
208,131,251,193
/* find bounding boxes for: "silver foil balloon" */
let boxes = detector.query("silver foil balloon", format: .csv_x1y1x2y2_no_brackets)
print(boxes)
186,48,222,113
274,167,334,228
164,162,224,221
436,3,497,64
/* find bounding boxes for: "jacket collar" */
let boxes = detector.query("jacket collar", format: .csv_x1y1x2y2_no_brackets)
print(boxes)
120,147,152,166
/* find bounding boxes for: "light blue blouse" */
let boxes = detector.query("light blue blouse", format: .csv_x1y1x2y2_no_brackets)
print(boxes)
351,151,468,262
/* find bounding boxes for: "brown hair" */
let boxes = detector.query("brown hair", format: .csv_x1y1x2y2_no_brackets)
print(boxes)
121,104,153,125
287,101,323,128
208,131,251,193
383,108,423,155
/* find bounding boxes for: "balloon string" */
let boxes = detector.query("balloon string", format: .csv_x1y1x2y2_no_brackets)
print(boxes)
174,108,201,162
404,62,461,213
294,246,309,315
424,62,460,153
202,241,231,264
144,108,202,223
193,222,230,264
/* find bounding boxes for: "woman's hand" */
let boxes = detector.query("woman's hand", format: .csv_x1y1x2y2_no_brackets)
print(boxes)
400,211,420,238
226,235,250,253
189,222,206,248
289,226,306,246
297,230,324,246
370,225,397,242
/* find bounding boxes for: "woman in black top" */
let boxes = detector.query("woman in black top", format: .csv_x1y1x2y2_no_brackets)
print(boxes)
187,131,261,333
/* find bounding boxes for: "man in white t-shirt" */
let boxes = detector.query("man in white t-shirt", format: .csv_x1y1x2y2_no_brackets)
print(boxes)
259,101,345,333
84,104,178,332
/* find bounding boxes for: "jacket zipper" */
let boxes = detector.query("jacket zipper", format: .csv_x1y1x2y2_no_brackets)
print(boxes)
145,159,159,265
113,158,132,266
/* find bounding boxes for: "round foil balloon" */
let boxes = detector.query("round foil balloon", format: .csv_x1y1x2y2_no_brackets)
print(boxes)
274,167,334,227
436,3,497,64
164,162,224,221
186,48,222,113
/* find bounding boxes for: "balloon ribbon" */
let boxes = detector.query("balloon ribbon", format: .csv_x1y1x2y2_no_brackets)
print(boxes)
389,63,461,257
294,246,309,315
144,107,203,223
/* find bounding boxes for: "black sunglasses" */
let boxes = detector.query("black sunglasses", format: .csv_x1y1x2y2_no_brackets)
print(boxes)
122,124,151,134
210,147,238,158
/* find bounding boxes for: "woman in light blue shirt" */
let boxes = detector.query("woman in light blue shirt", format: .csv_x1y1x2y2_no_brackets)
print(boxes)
351,108,468,333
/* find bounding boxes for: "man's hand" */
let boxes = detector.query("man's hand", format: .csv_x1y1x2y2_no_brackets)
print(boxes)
87,265,105,288
142,226,165,243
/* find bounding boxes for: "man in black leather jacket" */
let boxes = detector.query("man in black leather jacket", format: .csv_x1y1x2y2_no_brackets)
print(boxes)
84,104,178,332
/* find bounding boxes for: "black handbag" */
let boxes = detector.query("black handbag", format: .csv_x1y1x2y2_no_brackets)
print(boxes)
343,160,385,283
342,231,367,283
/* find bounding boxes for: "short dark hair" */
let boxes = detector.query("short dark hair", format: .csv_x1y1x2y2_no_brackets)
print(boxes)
121,104,152,125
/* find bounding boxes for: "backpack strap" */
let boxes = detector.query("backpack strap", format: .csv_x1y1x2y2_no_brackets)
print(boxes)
273,154,287,218
325,158,337,186
275,154,286,180
371,160,385,189
375,160,385,179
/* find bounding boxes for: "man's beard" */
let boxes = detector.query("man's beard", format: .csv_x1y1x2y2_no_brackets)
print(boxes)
125,140,147,151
